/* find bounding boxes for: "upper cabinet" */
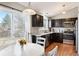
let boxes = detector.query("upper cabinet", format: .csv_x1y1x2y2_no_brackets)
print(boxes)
32,14,43,27
51,19,64,27
63,18,77,28
51,20,55,27
51,17,77,28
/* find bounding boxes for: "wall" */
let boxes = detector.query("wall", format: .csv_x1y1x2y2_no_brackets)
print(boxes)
31,27,42,34
78,7,79,54
52,7,78,19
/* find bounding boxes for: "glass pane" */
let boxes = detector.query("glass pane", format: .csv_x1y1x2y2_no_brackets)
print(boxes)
13,13,25,39
0,11,11,47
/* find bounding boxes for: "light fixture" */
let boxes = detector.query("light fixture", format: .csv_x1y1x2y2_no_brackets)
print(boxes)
62,4,66,14
23,2,36,15
62,11,66,14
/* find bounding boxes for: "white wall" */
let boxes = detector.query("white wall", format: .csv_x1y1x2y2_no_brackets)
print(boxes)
52,7,78,19
78,7,79,54
24,15,32,42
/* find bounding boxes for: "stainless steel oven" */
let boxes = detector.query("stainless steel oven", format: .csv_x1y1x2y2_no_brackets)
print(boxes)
63,30,74,44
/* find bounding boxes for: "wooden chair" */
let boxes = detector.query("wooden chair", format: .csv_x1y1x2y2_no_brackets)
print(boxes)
36,37,46,48
47,46,58,56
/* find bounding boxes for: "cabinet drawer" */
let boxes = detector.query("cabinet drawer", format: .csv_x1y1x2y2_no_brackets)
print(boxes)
63,35,73,40
32,35,36,43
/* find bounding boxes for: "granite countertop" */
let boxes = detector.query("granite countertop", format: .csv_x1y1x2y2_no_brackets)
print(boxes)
31,31,63,36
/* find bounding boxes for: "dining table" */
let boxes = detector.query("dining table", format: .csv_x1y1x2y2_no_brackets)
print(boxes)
0,42,44,56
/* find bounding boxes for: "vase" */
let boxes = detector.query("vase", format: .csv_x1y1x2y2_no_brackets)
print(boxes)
21,45,24,56
21,45,23,48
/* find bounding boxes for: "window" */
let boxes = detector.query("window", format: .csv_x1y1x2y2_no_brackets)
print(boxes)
0,11,11,47
13,13,25,39
0,10,26,47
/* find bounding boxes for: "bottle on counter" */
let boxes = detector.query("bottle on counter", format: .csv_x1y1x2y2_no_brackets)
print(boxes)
49,27,51,32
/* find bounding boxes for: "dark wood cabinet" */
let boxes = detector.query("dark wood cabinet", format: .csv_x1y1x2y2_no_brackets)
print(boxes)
55,20,61,27
63,33,74,40
41,33,63,45
51,19,64,27
32,14,43,27
51,18,77,27
51,20,55,27
32,35,36,43
51,33,63,43
57,33,63,43
41,35,49,48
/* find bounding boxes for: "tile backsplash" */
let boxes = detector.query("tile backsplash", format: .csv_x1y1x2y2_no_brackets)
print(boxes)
51,28,64,33
51,27,74,33
31,27,74,34
31,27,49,33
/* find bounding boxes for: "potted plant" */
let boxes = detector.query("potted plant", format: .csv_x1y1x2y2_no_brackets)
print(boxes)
18,38,26,48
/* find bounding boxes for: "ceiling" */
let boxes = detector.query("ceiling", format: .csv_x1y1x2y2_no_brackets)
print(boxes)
0,2,79,17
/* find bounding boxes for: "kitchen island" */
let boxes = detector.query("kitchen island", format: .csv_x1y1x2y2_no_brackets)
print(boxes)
31,32,63,48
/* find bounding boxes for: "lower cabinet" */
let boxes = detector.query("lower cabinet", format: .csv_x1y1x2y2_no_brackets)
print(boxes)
32,35,50,48
41,34,50,48
32,33,63,47
51,33,63,43
32,35,36,43
63,34,74,40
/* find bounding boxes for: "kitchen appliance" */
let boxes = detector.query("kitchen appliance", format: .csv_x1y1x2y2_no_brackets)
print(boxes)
63,28,74,44
74,20,78,52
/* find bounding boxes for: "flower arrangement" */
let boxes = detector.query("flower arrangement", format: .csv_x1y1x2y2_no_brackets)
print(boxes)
18,38,27,48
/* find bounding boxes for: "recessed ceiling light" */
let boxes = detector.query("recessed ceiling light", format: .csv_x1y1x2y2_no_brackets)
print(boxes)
62,11,66,14
62,4,66,14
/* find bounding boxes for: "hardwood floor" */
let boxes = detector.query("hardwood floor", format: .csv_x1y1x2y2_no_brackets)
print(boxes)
45,42,77,56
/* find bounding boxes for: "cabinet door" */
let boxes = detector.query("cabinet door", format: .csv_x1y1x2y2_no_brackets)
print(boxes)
55,20,62,27
37,15,43,27
59,20,62,27
51,19,64,27
36,15,40,26
51,33,63,43
51,33,57,42
32,35,36,43
58,33,63,43
61,19,64,27
51,20,55,27
32,14,43,27
32,15,37,27
40,16,43,27
55,20,59,27
51,20,61,27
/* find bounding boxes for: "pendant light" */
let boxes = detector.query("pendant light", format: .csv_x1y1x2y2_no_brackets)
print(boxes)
23,2,36,15
62,4,66,14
